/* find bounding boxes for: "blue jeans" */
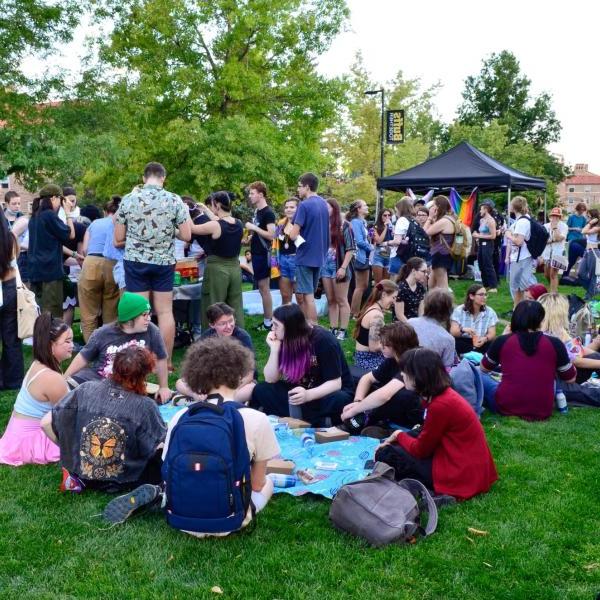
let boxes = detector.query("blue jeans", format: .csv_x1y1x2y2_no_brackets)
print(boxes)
480,372,499,413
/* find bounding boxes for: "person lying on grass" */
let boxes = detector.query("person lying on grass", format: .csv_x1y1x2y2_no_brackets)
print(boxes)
0,313,72,466
376,347,498,503
250,302,355,427
480,300,577,421
340,322,423,437
42,345,166,493
102,336,280,532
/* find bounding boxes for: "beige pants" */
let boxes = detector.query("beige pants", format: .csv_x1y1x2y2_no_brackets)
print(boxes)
78,256,119,341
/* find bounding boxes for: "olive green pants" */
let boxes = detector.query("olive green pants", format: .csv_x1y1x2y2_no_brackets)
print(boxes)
201,256,244,329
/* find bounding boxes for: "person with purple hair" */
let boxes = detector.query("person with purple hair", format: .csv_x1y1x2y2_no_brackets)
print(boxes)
250,303,355,426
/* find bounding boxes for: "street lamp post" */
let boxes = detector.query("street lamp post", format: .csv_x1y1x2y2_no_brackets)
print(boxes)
365,88,385,217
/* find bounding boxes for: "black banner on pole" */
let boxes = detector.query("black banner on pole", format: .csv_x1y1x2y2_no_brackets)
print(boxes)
386,109,404,144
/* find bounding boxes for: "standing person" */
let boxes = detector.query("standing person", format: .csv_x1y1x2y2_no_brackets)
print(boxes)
423,195,455,291
375,348,498,502
27,185,75,317
250,303,354,426
287,172,329,323
387,197,414,278
191,192,244,329
114,162,192,365
472,200,498,292
578,209,600,300
348,199,374,317
567,203,587,243
394,257,428,322
102,196,125,292
276,198,299,305
371,208,394,283
0,313,73,466
78,199,121,341
321,198,355,340
450,285,498,355
3,191,23,229
245,181,276,331
542,207,568,293
0,210,23,390
505,196,536,307
353,280,398,370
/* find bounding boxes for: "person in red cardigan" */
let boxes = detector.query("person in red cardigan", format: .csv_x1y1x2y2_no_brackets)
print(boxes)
375,347,498,502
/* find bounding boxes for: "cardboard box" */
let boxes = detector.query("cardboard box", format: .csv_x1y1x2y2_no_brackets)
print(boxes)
315,427,350,444
266,459,296,475
278,417,311,429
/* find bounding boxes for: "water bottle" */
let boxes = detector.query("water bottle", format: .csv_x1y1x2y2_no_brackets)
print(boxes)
555,391,568,415
268,474,297,488
300,433,315,453
288,402,304,420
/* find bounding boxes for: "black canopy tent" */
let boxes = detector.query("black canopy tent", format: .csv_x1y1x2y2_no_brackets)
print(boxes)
377,141,546,215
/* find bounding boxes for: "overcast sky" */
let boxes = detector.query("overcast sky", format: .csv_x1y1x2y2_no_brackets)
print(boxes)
317,0,600,172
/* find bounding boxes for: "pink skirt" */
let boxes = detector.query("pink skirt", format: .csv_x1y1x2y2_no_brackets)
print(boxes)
0,415,60,466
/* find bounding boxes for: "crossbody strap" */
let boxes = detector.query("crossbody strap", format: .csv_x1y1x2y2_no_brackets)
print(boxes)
397,478,438,536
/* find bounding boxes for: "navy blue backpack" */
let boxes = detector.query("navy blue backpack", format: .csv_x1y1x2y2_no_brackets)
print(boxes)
162,394,253,534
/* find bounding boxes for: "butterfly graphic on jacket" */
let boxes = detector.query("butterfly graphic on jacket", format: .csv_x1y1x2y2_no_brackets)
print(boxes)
90,434,117,459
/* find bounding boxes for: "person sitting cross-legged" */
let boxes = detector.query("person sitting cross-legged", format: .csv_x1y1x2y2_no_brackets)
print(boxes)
341,322,423,437
42,346,166,493
376,348,498,503
102,337,280,532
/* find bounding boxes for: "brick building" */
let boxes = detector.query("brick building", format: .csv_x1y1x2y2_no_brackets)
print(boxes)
0,174,36,214
558,164,600,213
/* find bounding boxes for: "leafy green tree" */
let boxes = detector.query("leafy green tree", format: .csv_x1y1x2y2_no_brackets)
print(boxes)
457,50,561,147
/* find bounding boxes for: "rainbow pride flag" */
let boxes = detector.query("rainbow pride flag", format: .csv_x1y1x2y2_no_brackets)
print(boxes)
458,187,478,227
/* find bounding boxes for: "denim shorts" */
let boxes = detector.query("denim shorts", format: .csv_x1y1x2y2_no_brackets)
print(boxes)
296,264,321,294
278,253,296,281
372,250,390,269
320,254,338,279
389,255,404,275
124,259,175,292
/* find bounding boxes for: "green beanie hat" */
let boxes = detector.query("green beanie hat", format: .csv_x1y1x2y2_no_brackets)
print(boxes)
118,292,151,322
38,184,63,198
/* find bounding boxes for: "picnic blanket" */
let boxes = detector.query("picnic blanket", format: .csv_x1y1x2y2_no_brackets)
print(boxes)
270,421,379,499
158,404,379,500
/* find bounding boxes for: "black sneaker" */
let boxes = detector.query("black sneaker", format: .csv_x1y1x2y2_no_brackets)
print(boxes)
254,322,272,332
103,484,162,525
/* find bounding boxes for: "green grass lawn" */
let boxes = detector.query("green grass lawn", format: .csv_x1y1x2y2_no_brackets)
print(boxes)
1,278,600,599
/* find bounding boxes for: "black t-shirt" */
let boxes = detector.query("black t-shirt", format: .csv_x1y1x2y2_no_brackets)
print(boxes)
192,213,213,256
295,326,354,390
396,281,426,320
278,221,297,256
64,222,88,253
52,378,167,484
251,206,276,255
372,357,402,385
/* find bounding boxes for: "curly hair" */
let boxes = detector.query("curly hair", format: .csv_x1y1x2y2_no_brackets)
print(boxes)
463,284,487,315
182,337,255,394
111,346,156,395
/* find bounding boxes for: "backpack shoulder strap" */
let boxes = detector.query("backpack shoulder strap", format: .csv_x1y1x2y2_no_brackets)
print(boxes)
397,478,439,536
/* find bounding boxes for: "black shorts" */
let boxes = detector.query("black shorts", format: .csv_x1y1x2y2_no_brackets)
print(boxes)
124,259,175,292
431,253,453,272
251,253,270,282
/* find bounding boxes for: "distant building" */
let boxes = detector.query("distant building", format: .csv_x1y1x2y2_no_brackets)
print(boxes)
0,174,35,214
558,164,600,213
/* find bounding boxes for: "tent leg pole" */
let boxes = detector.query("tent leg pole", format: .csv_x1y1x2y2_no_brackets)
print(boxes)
507,187,512,216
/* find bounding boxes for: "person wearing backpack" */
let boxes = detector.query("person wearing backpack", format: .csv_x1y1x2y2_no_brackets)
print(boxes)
423,195,456,291
505,196,545,307
375,348,498,502
103,336,280,531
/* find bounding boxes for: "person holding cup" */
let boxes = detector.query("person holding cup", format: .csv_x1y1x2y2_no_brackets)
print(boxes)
27,184,75,317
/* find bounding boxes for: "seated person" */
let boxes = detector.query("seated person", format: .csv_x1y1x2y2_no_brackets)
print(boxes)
42,346,166,492
376,348,498,502
175,302,256,403
64,292,171,404
251,303,355,426
450,284,497,355
394,257,428,322
408,289,457,369
525,283,548,301
0,313,72,466
341,322,423,435
240,250,254,283
480,300,576,421
353,280,398,371
103,337,280,531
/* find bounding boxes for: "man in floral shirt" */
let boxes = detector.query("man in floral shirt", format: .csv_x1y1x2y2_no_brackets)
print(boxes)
115,162,191,364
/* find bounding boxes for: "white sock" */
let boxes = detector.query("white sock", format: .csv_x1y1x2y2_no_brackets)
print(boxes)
264,318,272,327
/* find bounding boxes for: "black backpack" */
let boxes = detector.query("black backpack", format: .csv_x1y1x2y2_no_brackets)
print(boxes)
517,216,549,259
398,218,430,261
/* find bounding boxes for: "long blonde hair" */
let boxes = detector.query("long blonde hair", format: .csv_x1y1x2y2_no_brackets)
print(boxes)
538,293,570,341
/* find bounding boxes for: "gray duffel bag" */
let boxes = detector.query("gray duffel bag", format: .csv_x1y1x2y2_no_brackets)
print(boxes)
329,462,438,547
